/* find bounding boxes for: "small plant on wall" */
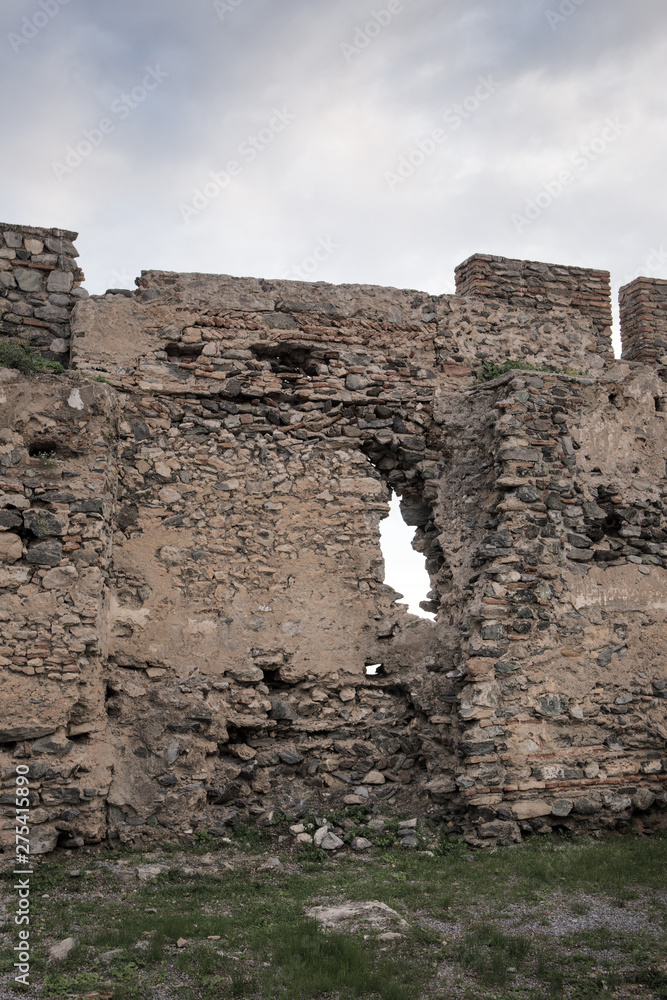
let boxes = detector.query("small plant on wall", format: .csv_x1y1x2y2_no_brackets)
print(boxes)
0,339,64,374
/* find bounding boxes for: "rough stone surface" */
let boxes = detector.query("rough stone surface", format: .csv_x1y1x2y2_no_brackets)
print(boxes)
305,901,410,934
319,831,345,851
0,228,665,855
49,937,78,961
0,224,83,360
351,836,373,850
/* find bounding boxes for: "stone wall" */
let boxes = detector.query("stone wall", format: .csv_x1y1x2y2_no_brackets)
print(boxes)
620,277,667,364
455,253,614,359
0,224,86,367
0,234,665,855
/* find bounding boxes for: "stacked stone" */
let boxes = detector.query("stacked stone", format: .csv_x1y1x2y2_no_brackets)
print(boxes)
0,224,86,365
454,253,614,359
453,369,667,843
0,376,117,852
1,246,665,856
619,277,667,363
96,331,452,844
70,276,664,848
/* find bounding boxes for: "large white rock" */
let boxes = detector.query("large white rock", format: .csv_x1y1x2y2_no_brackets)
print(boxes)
512,800,551,820
30,826,58,855
49,937,78,961
305,901,410,934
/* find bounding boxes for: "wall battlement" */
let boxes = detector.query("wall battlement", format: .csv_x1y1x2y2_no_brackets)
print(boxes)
0,224,85,366
620,277,667,364
455,253,614,359
0,224,665,855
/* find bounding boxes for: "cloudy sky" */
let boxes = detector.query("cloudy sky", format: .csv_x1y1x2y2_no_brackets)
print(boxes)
2,0,665,610
1,0,666,331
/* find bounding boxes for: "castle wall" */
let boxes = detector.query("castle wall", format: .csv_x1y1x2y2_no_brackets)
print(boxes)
0,372,118,852
455,253,614,359
620,277,667,364
0,224,85,366
0,230,665,853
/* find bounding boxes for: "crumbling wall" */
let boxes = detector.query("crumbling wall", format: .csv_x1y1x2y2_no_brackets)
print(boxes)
0,369,118,852
448,366,667,841
0,232,665,853
455,253,614,359
620,276,667,364
0,224,86,366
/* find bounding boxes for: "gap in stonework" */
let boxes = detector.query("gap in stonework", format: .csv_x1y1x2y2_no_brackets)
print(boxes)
379,492,436,621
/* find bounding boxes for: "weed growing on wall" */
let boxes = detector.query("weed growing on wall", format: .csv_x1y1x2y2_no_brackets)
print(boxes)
0,340,64,374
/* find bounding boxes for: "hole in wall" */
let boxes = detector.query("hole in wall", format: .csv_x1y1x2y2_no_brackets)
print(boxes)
655,396,665,412
68,732,91,745
380,492,436,620
166,342,204,360
251,342,321,377
28,440,61,459
260,666,291,692
365,663,385,676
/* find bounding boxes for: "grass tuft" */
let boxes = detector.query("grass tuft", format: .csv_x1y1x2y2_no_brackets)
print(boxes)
0,339,64,374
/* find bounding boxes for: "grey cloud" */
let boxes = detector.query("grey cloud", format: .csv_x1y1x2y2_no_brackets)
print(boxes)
0,0,665,348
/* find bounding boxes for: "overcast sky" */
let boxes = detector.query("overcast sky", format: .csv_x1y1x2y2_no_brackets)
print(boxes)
2,0,665,610
1,0,665,337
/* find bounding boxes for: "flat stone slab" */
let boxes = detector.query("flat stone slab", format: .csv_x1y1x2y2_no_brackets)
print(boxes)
305,900,410,934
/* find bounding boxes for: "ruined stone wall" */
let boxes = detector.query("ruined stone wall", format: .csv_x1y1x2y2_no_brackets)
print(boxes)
0,233,665,854
0,372,118,851
0,224,86,367
620,277,667,364
455,253,614,359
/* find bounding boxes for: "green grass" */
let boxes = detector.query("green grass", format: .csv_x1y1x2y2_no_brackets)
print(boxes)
228,819,272,852
0,339,64,374
264,920,413,999
6,832,666,999
457,923,532,985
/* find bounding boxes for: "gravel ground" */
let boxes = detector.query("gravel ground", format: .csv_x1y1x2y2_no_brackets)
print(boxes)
415,890,666,940
1,855,665,999
416,890,667,1000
